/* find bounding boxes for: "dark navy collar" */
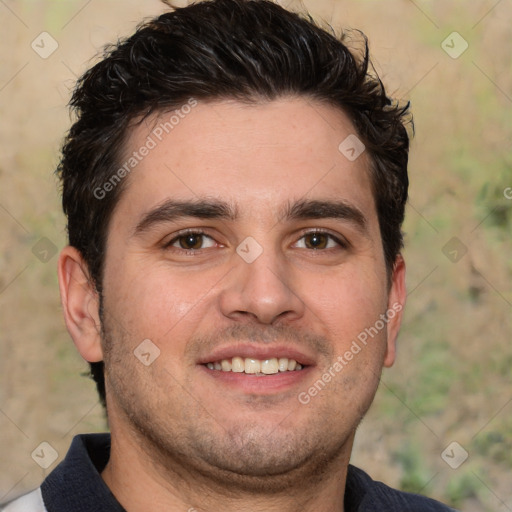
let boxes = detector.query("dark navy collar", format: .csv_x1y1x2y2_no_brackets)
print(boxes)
344,464,456,511
41,434,124,512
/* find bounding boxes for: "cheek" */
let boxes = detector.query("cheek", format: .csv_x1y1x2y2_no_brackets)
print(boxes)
305,264,388,339
104,258,221,345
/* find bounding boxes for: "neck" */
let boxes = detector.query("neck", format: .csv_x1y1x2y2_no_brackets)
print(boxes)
102,422,352,512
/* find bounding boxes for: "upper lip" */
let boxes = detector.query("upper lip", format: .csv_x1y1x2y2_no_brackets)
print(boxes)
197,343,317,367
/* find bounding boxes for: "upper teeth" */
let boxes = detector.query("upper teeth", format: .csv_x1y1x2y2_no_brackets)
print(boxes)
206,357,303,374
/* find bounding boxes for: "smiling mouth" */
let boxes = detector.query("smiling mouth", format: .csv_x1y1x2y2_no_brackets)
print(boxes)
204,357,305,375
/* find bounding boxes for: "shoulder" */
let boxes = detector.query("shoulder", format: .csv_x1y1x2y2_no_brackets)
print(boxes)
0,488,47,512
347,465,458,511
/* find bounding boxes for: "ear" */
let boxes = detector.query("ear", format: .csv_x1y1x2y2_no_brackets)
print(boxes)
383,254,406,368
57,246,103,362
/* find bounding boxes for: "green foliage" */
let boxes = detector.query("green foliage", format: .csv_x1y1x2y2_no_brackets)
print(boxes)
445,472,481,508
473,417,512,467
393,442,432,494
409,344,453,417
476,170,512,231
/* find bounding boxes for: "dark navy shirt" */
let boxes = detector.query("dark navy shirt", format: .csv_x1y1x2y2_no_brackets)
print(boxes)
2,433,457,511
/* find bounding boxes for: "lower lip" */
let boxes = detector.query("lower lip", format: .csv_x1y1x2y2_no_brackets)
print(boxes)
199,365,312,394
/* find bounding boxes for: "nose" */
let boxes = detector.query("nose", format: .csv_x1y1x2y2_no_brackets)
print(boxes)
218,245,306,325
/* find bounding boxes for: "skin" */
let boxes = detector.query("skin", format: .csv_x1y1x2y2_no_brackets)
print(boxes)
58,97,406,512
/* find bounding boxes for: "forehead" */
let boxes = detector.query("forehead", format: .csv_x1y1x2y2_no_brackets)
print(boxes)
112,97,376,229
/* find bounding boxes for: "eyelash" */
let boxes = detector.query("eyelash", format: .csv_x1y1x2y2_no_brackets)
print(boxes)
162,229,218,254
163,228,349,254
296,230,349,251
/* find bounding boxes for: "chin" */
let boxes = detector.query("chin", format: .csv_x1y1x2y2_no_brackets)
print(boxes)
170,419,351,492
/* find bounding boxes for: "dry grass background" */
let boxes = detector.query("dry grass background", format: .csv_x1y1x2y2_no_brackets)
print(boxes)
0,1,511,510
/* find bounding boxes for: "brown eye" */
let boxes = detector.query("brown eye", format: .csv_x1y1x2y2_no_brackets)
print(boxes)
178,233,204,249
304,232,330,249
167,232,216,251
293,231,347,251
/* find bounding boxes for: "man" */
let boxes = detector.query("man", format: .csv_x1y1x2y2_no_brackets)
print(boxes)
2,0,456,510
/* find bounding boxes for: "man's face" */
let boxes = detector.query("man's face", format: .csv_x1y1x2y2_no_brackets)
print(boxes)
99,98,404,486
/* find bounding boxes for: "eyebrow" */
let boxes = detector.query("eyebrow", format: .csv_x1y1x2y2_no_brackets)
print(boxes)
133,197,368,237
282,199,367,233
133,199,238,236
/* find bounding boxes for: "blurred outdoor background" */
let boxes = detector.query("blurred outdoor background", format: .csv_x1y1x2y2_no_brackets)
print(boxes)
0,1,511,510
